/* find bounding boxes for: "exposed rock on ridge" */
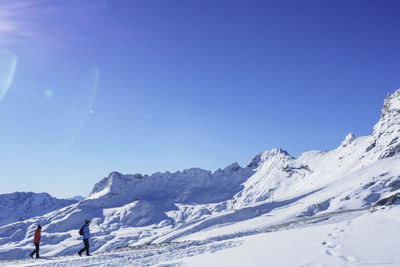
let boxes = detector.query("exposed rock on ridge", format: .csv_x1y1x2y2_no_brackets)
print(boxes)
368,89,400,159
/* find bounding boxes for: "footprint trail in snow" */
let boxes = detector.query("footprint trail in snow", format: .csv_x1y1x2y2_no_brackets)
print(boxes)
321,221,356,263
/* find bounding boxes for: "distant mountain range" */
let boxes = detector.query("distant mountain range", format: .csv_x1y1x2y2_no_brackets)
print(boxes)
0,192,79,227
0,88,400,261
67,196,85,202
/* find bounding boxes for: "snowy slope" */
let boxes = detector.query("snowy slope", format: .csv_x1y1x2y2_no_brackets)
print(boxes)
0,192,78,227
2,206,399,266
0,88,400,262
180,206,400,267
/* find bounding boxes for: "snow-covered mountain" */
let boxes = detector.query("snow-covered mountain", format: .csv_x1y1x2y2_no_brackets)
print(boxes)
1,88,400,262
0,192,78,227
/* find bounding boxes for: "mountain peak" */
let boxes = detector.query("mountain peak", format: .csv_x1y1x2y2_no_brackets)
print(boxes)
381,89,400,119
108,171,124,179
247,148,293,168
367,88,400,159
340,133,356,147
374,89,400,134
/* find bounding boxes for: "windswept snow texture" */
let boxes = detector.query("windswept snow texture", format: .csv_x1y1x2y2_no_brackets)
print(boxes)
0,192,78,227
1,88,400,264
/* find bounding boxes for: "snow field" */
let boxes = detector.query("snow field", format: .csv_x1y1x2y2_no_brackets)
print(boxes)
2,206,399,266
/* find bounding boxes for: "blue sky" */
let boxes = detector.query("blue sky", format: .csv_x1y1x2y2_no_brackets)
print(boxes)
0,0,399,198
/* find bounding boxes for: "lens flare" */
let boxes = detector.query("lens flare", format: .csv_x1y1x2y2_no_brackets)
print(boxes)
64,66,99,151
44,89,53,99
0,50,17,102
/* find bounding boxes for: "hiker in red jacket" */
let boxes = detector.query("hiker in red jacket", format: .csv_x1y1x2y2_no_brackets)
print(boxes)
29,224,42,259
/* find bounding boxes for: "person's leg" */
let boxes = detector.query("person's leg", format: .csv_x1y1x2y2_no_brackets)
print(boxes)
78,240,86,256
35,243,40,258
84,239,90,255
30,245,36,258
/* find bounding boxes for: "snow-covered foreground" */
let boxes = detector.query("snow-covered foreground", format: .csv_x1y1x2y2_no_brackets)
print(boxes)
2,206,399,266
182,206,400,267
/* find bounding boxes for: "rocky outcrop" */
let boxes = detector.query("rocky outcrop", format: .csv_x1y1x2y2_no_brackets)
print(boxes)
367,89,400,159
374,193,400,207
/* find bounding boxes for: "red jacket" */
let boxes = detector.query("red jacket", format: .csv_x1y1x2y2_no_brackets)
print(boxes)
33,229,41,244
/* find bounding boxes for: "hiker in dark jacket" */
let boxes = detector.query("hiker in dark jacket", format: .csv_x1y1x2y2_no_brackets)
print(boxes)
78,219,91,256
29,224,42,259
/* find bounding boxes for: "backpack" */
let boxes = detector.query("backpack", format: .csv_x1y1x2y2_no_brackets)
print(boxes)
79,225,84,236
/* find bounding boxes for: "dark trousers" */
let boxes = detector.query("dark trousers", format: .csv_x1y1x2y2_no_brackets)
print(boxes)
30,243,40,258
78,239,90,255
